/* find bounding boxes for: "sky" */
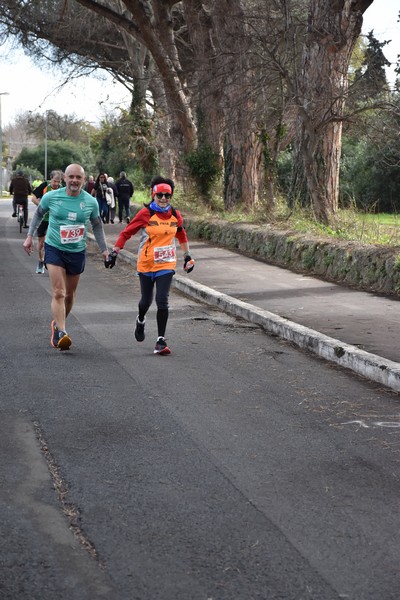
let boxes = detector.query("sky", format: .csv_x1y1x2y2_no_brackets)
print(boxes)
362,0,399,82
0,47,130,128
0,0,399,128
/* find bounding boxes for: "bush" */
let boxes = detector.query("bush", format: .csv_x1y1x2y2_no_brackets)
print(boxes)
184,144,221,200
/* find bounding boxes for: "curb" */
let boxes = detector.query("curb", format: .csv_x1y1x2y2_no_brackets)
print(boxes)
174,276,400,393
94,235,400,393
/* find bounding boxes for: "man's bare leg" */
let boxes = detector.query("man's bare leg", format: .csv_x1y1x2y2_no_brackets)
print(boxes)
47,264,80,348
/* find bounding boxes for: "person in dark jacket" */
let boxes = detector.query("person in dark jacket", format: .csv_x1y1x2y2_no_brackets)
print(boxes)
115,171,134,223
9,170,32,227
84,175,95,194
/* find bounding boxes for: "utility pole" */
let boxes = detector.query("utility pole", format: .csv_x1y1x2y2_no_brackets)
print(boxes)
0,92,10,197
44,110,48,180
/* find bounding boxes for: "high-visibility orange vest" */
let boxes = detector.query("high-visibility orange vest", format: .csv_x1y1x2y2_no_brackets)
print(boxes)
137,210,179,272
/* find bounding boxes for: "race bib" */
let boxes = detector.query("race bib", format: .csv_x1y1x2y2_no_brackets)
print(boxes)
154,244,176,263
60,224,85,244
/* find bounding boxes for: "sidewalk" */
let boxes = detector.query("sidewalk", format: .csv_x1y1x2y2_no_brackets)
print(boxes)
97,221,400,393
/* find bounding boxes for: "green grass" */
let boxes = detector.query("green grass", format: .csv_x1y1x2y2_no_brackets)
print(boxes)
289,209,400,246
361,213,400,226
176,192,400,248
271,208,400,246
133,189,148,205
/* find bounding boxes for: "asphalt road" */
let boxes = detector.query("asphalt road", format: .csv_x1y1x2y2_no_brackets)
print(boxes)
103,216,400,391
1,201,400,599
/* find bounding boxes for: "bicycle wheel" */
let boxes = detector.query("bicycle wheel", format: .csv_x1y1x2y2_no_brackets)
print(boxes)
18,211,23,233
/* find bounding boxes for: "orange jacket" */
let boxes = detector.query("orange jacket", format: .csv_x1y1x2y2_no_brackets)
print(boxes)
114,206,188,273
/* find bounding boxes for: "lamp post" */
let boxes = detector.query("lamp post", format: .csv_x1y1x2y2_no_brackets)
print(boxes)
86,121,95,173
0,92,10,198
86,121,95,151
44,110,48,180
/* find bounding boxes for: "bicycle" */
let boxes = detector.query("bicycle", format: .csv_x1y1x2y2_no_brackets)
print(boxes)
16,202,25,233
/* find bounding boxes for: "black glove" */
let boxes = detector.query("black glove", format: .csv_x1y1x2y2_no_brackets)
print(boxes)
183,255,195,273
104,250,118,269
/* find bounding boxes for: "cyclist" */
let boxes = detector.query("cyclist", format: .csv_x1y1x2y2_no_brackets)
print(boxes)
31,170,63,274
23,164,109,351
9,170,32,228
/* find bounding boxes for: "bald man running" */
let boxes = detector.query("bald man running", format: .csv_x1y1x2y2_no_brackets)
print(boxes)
24,163,109,350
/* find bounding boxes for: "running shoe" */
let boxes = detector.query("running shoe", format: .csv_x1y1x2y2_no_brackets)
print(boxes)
36,261,45,274
154,337,171,355
134,316,146,342
50,320,72,350
51,320,59,348
57,331,72,351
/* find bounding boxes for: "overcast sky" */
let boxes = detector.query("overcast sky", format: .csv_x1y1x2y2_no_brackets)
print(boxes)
0,0,398,127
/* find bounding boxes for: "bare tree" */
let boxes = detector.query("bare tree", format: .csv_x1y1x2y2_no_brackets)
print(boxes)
240,0,309,211
0,0,382,221
3,113,39,159
290,0,374,224
0,0,267,206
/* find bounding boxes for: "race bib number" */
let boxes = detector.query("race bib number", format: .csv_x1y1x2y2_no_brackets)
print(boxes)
60,225,85,244
154,244,176,263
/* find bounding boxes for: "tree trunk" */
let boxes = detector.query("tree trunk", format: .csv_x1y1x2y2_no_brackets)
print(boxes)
293,0,374,224
208,0,263,210
182,0,225,152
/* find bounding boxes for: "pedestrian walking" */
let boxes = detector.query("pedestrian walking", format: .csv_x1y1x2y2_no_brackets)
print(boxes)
23,164,109,351
115,171,134,223
105,176,118,224
92,172,109,223
84,175,95,194
105,175,195,355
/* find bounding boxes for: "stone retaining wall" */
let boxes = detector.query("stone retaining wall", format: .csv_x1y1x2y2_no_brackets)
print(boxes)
183,217,400,297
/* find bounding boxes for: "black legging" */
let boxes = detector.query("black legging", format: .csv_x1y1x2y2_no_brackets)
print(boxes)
118,196,131,221
138,272,174,338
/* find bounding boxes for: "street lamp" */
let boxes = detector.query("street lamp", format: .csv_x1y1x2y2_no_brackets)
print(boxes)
86,121,95,151
44,110,49,180
85,121,95,173
0,92,10,198
28,108,49,180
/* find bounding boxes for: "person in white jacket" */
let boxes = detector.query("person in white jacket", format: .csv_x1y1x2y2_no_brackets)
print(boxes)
106,176,118,224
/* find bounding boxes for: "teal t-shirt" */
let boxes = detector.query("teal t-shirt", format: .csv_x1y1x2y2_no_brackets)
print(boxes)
40,188,100,252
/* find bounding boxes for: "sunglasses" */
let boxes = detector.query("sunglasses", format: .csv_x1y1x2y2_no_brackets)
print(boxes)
155,192,171,199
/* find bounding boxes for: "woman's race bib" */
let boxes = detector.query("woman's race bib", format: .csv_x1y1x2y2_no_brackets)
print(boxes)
154,244,176,263
60,224,85,244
